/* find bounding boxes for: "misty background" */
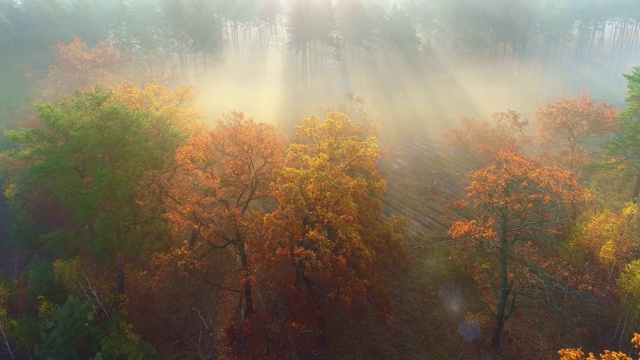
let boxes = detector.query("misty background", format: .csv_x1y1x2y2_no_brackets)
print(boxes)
1,0,639,136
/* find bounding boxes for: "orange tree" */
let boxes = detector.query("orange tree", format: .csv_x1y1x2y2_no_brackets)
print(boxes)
163,112,284,316
449,152,583,348
246,112,405,357
34,37,122,102
443,110,530,169
533,92,618,175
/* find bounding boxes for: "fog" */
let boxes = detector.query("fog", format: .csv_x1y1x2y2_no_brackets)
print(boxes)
169,0,640,141
1,0,638,139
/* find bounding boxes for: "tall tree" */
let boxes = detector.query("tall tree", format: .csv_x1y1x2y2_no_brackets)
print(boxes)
449,151,583,347
164,112,284,316
4,88,189,293
250,112,404,357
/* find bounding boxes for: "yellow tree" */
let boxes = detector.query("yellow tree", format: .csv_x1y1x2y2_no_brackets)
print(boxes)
572,204,639,281
250,112,405,357
449,152,583,348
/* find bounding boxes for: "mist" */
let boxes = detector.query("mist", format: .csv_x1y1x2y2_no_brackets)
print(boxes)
2,0,638,138
2,0,640,358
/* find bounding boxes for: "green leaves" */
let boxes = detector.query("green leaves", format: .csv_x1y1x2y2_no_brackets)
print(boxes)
5,87,187,260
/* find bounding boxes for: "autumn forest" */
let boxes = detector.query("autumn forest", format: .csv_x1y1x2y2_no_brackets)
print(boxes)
2,0,640,359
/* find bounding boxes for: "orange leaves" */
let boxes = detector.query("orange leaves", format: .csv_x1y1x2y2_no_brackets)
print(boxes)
450,150,584,346
533,92,618,172
462,152,582,215
449,220,497,241
443,110,530,168
163,111,283,251
36,37,122,101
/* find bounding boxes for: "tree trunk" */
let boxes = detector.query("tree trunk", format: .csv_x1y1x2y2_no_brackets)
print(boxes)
238,247,253,315
0,318,14,360
492,244,510,348
117,257,125,295
491,286,510,348
244,281,253,315
491,315,505,348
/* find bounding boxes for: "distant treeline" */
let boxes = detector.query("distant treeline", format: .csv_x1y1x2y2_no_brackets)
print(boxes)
2,0,640,123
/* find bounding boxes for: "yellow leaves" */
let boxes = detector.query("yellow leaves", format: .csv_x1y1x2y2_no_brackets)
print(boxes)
38,296,58,318
622,203,638,217
598,240,616,268
3,183,16,202
111,82,200,133
574,204,639,275
558,347,635,360
257,111,403,315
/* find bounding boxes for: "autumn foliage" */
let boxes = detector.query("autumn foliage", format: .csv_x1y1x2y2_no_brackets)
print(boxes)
237,112,405,356
443,110,529,168
533,93,618,172
450,151,583,347
559,333,640,360
35,37,122,101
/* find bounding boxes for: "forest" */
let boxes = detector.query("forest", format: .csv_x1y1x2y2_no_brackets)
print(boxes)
1,0,640,359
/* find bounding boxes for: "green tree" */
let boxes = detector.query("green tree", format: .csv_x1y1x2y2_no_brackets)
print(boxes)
607,67,640,203
36,296,101,360
5,88,187,293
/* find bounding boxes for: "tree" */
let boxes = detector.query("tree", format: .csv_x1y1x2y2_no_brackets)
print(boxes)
449,151,583,348
607,67,640,203
164,112,284,317
4,88,188,292
35,296,101,360
443,109,529,169
250,112,404,356
572,204,639,281
35,37,122,102
533,92,618,174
